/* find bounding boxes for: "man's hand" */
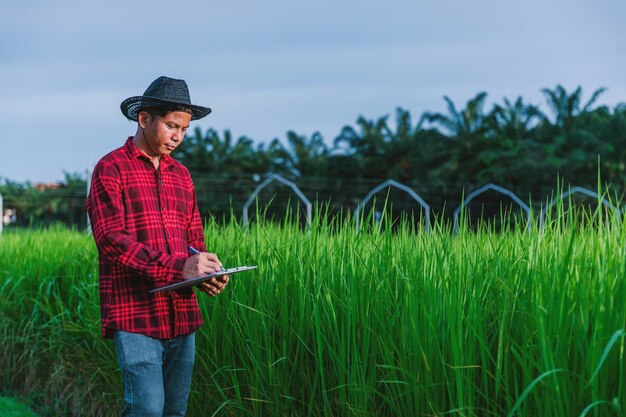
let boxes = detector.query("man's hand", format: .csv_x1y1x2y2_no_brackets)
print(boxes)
198,275,229,296
182,252,229,296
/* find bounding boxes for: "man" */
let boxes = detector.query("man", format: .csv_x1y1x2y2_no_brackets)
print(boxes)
86,76,228,417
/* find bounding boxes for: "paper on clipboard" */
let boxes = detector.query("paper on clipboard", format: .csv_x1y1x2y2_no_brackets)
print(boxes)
149,266,257,293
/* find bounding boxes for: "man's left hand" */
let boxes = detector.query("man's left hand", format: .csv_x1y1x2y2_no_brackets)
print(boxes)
199,274,229,296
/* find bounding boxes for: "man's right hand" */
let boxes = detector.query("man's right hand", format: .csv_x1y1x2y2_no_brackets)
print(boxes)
182,252,223,280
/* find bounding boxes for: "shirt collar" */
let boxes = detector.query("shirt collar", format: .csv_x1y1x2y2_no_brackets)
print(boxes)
124,137,173,169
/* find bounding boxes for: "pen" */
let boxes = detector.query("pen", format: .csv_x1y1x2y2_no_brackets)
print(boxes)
188,246,227,272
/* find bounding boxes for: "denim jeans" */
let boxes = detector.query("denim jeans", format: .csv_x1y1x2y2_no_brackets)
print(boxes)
114,330,195,417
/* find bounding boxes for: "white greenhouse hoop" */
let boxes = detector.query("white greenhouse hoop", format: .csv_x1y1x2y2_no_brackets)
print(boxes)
539,186,619,228
354,179,431,232
453,183,531,234
242,174,312,227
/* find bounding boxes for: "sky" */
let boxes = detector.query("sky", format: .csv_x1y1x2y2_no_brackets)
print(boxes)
0,0,625,184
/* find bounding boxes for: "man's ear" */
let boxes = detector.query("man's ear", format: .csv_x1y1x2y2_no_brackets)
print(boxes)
137,111,152,129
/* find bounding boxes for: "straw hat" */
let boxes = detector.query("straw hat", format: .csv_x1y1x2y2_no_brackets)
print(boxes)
120,76,211,121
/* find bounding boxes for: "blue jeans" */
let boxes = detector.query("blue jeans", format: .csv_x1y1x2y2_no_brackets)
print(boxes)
114,330,195,417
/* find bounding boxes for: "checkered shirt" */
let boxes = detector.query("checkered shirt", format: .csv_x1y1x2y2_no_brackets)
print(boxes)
87,138,205,339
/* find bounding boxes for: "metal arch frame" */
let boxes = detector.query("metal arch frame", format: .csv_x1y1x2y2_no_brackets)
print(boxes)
354,179,431,232
539,186,620,228
453,183,532,234
242,174,312,226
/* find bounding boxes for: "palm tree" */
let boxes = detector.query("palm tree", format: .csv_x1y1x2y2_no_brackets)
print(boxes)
384,108,419,181
174,127,272,174
419,92,489,138
535,85,608,183
539,85,606,129
491,97,542,140
418,92,491,185
333,114,393,179
472,97,544,188
275,130,329,177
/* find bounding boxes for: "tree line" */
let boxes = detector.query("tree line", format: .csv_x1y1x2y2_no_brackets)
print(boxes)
2,85,625,228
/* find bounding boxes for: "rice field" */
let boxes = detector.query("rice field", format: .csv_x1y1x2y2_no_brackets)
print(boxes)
1,209,625,416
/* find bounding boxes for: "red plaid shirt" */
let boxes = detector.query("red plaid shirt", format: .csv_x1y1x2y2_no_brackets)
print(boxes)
87,138,206,339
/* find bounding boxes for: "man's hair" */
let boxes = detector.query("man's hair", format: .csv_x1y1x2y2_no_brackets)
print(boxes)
140,105,193,118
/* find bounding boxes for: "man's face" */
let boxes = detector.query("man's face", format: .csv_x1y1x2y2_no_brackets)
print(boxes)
140,111,192,156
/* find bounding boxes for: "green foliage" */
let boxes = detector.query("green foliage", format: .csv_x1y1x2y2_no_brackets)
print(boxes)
0,397,40,417
0,172,88,228
2,85,625,227
1,208,626,416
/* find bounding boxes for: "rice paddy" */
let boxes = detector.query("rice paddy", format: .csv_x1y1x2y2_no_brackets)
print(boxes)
1,208,625,416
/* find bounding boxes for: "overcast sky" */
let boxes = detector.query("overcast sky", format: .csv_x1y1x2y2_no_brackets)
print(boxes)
1,0,624,183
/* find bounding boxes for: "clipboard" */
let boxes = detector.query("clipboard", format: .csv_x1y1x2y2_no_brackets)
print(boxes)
149,266,257,293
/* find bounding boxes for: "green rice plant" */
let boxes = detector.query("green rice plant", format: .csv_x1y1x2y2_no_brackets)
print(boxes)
0,226,118,416
0,396,40,417
1,202,626,416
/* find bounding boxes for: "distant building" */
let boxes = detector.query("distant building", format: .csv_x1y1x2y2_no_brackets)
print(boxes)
34,183,61,191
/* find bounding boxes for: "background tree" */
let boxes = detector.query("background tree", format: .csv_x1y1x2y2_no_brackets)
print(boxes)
534,85,608,184
272,130,329,178
419,92,492,187
477,97,543,191
2,85,625,227
334,114,393,179
0,172,87,228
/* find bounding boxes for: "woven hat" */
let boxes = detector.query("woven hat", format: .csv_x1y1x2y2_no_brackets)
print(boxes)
120,76,212,121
